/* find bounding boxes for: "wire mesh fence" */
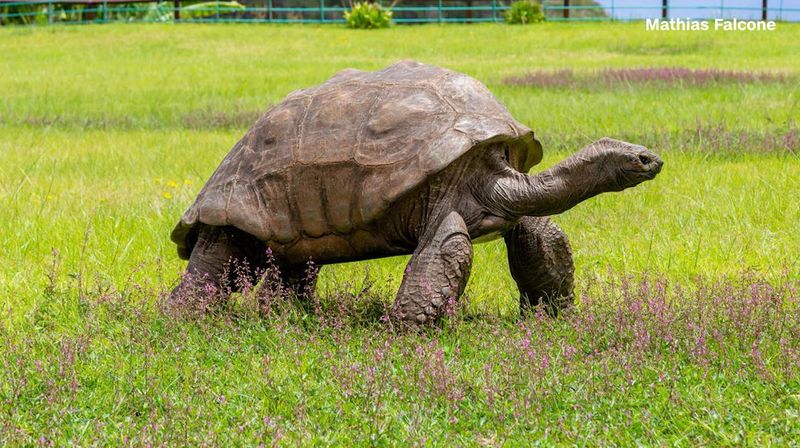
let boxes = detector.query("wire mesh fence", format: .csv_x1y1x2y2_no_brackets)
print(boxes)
1,0,798,26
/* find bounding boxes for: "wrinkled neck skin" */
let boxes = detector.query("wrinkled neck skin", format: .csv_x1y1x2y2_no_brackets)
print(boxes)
484,147,620,220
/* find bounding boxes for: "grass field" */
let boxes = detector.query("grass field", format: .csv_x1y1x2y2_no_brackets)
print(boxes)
1,23,799,445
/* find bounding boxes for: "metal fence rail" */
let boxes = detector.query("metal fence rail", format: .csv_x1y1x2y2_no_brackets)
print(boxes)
1,0,798,25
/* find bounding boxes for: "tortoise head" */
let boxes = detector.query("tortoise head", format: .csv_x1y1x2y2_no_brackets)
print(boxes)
585,137,664,191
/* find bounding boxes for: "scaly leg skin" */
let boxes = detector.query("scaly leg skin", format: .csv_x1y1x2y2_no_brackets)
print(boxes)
169,225,267,309
391,212,473,329
504,216,575,317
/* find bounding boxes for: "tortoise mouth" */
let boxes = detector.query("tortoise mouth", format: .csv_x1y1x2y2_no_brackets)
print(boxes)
623,160,663,177
624,150,664,178
621,166,661,181
622,167,661,174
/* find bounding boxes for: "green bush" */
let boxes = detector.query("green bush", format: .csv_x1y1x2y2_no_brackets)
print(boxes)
504,0,544,24
344,2,392,29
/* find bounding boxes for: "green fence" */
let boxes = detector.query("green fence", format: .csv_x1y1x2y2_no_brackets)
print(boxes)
0,0,505,25
1,0,799,26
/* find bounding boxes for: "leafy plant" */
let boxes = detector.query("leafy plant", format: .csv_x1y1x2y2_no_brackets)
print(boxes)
344,1,392,29
504,0,544,24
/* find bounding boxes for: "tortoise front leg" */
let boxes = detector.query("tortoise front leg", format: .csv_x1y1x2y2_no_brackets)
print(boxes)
391,212,473,328
169,225,266,307
504,216,575,317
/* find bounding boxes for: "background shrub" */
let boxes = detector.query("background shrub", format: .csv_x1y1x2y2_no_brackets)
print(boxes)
505,0,544,24
344,1,392,29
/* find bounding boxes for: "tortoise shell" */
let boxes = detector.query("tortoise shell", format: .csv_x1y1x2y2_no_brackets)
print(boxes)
171,60,542,259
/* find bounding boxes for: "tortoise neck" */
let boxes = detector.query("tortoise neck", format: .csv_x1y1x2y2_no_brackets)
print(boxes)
488,148,612,219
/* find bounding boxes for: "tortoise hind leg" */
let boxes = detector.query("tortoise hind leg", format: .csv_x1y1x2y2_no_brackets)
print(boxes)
504,216,575,317
391,212,473,328
169,225,267,308
251,259,321,316
282,263,320,299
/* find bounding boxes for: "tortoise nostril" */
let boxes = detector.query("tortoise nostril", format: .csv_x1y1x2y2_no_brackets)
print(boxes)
638,154,651,165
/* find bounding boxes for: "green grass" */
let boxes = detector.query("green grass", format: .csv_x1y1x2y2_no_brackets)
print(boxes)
1,23,799,445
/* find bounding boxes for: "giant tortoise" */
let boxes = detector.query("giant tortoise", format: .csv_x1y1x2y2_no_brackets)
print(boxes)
170,60,663,326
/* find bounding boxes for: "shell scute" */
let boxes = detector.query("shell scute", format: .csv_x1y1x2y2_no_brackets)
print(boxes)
298,89,372,165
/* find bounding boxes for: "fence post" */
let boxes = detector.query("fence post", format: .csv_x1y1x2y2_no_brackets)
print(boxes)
174,0,180,20
47,0,53,24
268,0,272,22
762,0,767,20
662,0,668,18
103,0,107,23
215,0,220,22
319,0,324,22
438,0,442,23
563,0,569,19
491,0,496,21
